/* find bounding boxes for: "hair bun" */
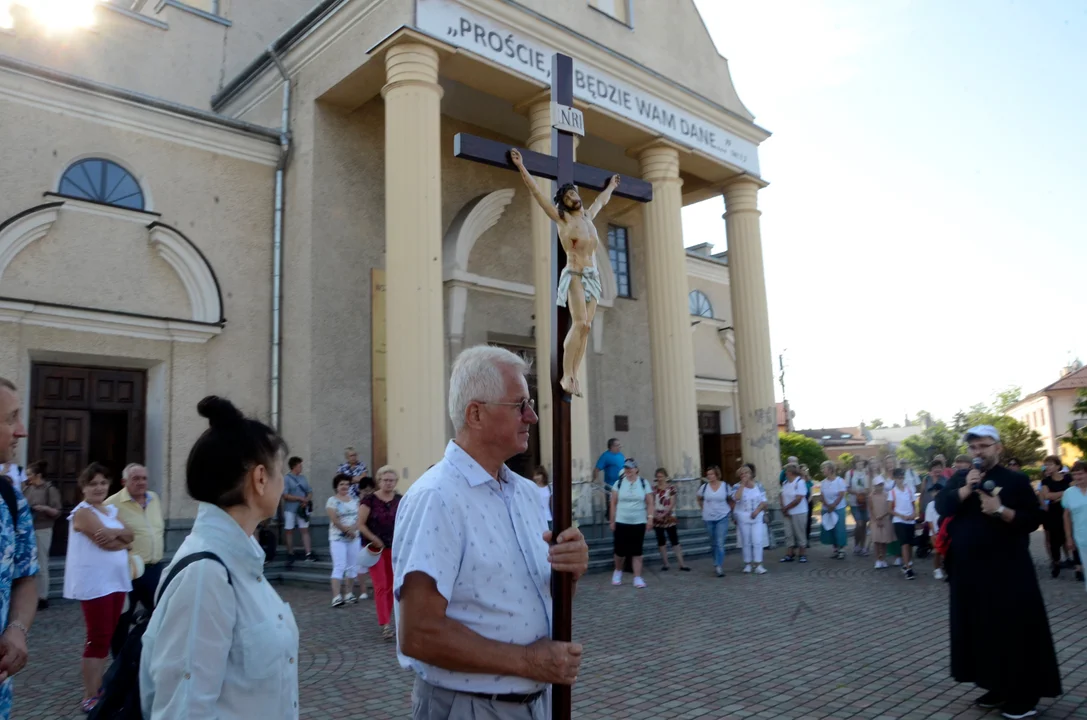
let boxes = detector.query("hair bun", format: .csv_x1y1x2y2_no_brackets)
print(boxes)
197,395,244,429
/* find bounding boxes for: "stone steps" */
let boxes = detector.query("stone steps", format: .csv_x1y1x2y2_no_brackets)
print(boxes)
41,519,812,597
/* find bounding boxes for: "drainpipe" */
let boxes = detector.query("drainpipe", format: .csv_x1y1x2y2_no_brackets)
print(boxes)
268,47,291,430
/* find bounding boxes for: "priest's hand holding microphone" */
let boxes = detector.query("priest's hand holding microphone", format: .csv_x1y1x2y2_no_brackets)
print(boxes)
961,458,1013,521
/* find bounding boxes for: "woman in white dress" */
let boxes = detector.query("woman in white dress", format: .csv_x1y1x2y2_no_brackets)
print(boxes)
733,465,768,574
532,466,552,531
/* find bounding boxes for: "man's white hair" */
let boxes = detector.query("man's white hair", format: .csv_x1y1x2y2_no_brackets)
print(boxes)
449,345,531,432
122,463,146,480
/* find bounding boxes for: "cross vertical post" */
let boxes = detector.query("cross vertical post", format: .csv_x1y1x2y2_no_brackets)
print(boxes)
451,50,652,720
548,52,575,720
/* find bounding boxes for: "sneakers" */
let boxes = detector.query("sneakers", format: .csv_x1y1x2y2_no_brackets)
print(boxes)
344,593,358,604
798,556,808,563
714,566,725,577
359,592,369,600
679,566,692,572
612,570,623,586
933,568,946,580
875,560,888,569
780,555,795,563
894,557,903,567
743,564,753,574
861,548,870,556
305,553,318,563
904,567,915,580
1002,704,1038,718
755,565,767,575
633,576,647,589
331,594,345,608
975,690,1005,709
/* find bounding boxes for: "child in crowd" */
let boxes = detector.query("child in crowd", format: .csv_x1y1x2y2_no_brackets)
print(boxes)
925,482,946,580
889,468,917,579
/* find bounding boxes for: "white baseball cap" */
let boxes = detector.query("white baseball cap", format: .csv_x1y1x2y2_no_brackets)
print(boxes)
963,425,1001,443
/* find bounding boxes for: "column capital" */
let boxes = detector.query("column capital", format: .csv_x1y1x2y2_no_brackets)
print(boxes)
722,176,761,215
635,139,685,185
378,33,447,99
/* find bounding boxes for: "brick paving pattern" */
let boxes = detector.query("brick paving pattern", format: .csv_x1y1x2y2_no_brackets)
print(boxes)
14,535,1087,719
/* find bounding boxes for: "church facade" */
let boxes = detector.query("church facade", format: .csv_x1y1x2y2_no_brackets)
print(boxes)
0,0,779,549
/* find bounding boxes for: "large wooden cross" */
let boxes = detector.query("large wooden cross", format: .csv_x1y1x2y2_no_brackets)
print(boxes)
453,53,652,720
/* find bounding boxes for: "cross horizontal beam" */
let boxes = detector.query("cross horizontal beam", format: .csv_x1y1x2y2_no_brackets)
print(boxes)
453,133,653,203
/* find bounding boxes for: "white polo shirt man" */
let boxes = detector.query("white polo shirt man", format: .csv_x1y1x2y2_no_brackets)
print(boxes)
394,441,552,695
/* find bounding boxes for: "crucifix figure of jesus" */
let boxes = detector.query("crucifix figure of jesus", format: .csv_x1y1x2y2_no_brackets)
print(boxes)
509,149,619,396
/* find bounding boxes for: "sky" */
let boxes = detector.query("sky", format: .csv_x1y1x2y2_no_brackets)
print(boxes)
683,0,1087,430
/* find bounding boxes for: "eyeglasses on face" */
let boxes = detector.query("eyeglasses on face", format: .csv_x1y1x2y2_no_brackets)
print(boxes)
967,442,995,452
480,398,536,415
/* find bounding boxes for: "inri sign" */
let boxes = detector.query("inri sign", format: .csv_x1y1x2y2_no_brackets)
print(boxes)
550,103,585,137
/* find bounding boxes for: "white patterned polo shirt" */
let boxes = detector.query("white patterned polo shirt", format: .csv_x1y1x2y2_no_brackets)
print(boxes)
392,441,552,695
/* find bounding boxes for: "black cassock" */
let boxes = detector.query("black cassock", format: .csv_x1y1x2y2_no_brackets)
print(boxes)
935,465,1062,703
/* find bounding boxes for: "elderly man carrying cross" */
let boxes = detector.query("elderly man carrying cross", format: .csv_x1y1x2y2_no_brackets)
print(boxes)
394,345,590,720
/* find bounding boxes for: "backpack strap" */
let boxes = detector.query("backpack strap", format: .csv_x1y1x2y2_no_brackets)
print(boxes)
0,477,18,527
155,551,232,606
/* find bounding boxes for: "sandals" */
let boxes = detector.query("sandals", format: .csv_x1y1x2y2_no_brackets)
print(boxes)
382,624,395,641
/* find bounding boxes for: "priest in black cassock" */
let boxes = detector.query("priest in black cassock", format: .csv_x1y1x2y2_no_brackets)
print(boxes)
935,425,1062,720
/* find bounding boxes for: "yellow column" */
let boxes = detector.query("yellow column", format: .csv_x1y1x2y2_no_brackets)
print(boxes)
382,42,445,484
523,99,593,493
638,141,701,478
723,178,781,502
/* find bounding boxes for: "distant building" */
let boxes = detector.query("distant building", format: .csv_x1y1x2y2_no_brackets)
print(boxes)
795,426,879,463
1006,361,1087,463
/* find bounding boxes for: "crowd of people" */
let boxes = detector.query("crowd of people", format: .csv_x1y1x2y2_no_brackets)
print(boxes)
3,362,1087,719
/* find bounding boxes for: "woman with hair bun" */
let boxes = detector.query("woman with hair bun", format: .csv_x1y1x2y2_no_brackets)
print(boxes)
140,396,299,719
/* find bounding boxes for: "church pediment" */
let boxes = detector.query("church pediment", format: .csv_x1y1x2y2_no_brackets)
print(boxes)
0,200,224,342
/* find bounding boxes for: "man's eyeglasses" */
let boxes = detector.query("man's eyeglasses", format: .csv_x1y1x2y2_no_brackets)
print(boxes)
480,398,536,415
967,442,995,452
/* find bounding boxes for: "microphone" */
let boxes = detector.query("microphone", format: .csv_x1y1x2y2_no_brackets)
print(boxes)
970,457,994,494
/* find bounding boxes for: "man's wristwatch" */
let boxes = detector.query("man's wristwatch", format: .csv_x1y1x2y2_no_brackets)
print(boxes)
992,505,1006,517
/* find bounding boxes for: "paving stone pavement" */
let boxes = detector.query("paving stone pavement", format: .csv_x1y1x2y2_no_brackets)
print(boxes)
13,534,1087,719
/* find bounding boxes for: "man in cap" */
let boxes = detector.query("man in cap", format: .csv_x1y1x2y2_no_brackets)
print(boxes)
935,425,1061,719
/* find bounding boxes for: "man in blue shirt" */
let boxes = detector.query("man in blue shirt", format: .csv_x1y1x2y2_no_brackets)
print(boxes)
0,378,40,720
593,439,625,523
282,456,315,563
593,439,625,488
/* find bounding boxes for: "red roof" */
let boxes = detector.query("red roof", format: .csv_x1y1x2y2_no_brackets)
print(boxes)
1046,364,1087,392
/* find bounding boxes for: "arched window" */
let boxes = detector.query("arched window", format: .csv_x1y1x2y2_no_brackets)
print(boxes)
689,290,713,318
58,158,145,210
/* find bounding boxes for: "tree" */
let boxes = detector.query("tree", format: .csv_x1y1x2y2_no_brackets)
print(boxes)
993,415,1045,465
992,386,1023,414
779,432,829,478
915,410,934,428
898,422,963,470
868,418,885,430
951,410,969,434
838,452,856,471
949,392,1045,466
1060,388,1087,457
